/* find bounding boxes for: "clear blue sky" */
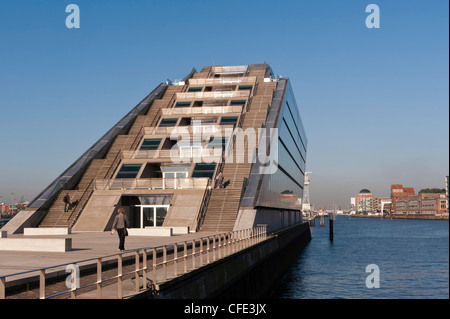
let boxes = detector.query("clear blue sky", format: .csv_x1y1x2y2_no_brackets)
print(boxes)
0,0,448,209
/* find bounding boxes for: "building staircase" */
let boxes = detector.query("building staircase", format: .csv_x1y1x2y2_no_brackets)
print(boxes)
38,86,183,228
200,77,277,232
200,163,251,232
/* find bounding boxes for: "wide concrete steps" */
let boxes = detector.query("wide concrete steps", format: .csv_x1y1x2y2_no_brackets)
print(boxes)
39,191,80,228
200,188,242,232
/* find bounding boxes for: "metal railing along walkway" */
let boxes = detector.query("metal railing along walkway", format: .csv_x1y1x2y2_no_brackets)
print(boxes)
0,226,267,299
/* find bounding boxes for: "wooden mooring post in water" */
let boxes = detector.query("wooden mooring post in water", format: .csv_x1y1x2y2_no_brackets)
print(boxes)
329,212,334,242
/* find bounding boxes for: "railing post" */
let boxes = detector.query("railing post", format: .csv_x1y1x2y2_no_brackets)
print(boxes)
223,234,227,256
200,238,204,266
39,269,45,299
152,248,157,285
183,242,188,273
212,236,216,261
206,237,210,264
238,230,242,251
173,244,178,277
192,240,196,269
135,251,140,293
142,250,148,289
117,254,123,299
163,246,167,281
231,232,234,254
0,277,5,299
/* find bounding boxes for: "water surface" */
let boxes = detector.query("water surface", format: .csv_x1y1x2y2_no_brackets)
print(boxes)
273,216,449,299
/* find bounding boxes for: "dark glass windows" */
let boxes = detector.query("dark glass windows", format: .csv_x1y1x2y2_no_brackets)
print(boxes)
191,163,216,179
230,100,246,106
159,118,178,127
116,164,142,179
238,85,253,90
220,116,238,126
140,138,162,150
175,102,191,107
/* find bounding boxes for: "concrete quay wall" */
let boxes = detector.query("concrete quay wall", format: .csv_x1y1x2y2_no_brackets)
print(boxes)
135,222,311,299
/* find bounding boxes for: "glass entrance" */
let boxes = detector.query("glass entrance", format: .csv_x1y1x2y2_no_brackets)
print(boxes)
143,207,155,227
155,207,168,226
138,205,170,228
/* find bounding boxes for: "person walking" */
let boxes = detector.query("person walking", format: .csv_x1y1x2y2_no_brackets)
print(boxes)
217,171,224,188
110,208,130,251
63,193,71,212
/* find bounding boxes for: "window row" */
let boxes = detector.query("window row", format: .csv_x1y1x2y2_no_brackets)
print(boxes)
157,116,238,127
174,100,247,108
138,136,229,151
116,162,217,180
187,85,253,92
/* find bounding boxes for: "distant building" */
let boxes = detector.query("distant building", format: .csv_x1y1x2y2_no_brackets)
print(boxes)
446,176,449,209
356,189,374,214
373,197,391,213
391,184,415,200
390,184,448,215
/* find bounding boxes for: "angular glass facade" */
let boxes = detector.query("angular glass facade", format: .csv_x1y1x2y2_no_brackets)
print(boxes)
256,81,308,211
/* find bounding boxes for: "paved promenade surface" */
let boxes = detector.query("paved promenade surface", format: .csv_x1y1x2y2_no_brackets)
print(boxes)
0,231,218,278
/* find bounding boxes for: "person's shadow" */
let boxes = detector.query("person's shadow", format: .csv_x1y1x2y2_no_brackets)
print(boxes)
69,200,79,210
223,180,231,188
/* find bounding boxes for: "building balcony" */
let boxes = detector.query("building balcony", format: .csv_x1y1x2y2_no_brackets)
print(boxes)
122,147,223,162
161,105,243,116
176,90,250,101
142,124,235,136
187,76,256,86
94,177,210,191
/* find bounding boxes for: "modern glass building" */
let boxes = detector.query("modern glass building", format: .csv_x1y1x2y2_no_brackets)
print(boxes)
6,64,308,235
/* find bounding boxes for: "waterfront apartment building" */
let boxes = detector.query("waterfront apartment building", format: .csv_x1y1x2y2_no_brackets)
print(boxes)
4,64,308,235
355,189,374,213
391,184,415,200
372,197,391,213
390,184,448,216
391,193,448,215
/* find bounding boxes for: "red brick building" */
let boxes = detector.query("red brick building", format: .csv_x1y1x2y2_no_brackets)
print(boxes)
390,184,448,215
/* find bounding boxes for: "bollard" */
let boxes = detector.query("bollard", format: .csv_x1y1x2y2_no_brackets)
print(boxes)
329,213,334,242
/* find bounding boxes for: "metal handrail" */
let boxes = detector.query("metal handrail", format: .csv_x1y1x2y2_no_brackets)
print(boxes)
188,76,256,86
176,90,250,100
94,177,210,191
0,225,267,299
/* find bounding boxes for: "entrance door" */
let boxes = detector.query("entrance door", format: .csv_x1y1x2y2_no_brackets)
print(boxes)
138,205,170,228
155,206,168,226
143,207,155,227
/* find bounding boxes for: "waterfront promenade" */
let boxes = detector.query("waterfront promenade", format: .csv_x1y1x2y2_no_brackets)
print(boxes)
0,231,220,277
0,225,275,299
1,230,223,298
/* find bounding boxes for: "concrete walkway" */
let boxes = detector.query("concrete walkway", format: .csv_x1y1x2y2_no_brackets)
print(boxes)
0,231,218,278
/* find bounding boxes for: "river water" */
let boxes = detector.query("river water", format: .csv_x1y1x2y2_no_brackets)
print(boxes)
272,216,449,299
